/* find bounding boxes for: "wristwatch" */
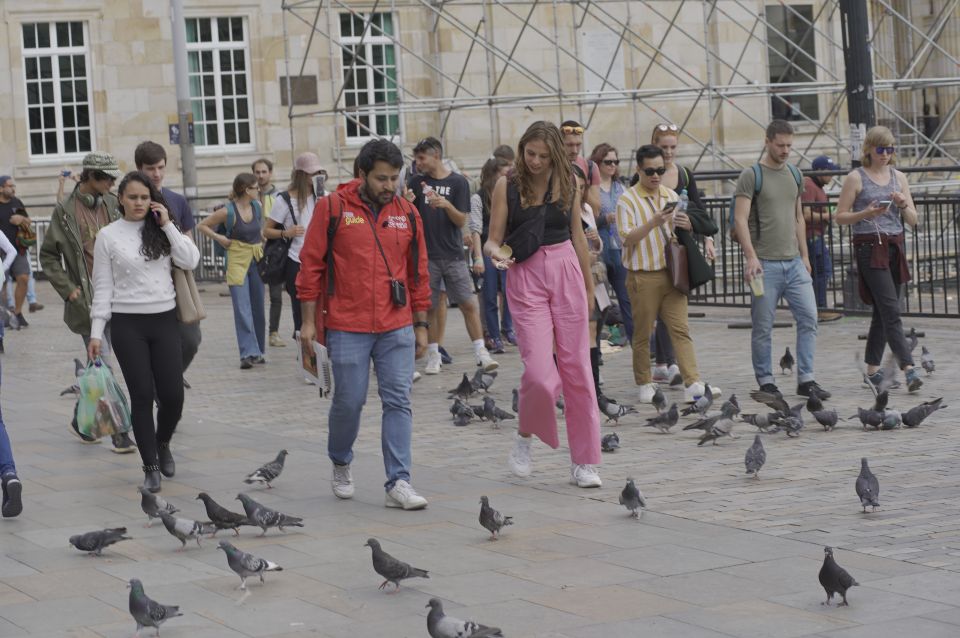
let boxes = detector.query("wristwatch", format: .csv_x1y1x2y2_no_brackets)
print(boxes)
413,321,429,329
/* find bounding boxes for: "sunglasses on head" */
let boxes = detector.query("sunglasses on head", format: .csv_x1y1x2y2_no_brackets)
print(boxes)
561,125,584,135
655,123,679,133
602,159,620,166
875,146,896,155
642,167,667,176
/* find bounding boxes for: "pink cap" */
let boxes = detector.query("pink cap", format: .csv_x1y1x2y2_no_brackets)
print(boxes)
294,152,324,174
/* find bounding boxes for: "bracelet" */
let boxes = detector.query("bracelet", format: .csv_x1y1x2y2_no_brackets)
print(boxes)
413,321,429,329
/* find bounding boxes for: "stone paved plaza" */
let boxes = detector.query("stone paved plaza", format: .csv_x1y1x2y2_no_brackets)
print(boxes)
2,281,960,637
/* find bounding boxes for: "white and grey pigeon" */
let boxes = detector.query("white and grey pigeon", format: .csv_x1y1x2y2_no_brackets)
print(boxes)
744,434,766,478
680,383,714,416
601,432,620,452
217,540,283,590
158,511,213,551
921,346,935,375
364,538,429,592
128,578,182,637
479,495,513,540
598,394,638,423
471,368,497,393
426,598,503,638
855,457,880,513
619,478,645,518
69,527,131,556
697,414,736,446
138,486,178,527
741,412,781,433
244,449,288,488
59,358,85,396
236,493,304,536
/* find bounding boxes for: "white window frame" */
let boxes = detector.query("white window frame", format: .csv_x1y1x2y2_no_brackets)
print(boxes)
20,21,94,161
185,16,255,154
338,12,401,143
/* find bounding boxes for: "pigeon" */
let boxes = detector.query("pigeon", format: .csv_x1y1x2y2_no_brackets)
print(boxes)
478,495,513,540
819,547,859,606
855,457,880,512
471,369,497,393
750,388,790,414
697,415,736,446
448,373,474,400
902,398,946,427
651,386,667,413
364,538,429,592
138,486,178,527
806,393,824,413
619,478,645,518
128,578,182,637
872,390,889,413
861,353,900,394
453,411,473,427
59,358,85,396
905,327,919,353
741,412,782,433
481,396,515,429
850,407,883,431
811,409,840,432
158,512,213,551
744,435,766,478
780,346,794,374
196,493,252,537
598,394,637,423
244,450,288,488
720,394,741,417
681,383,714,416
511,388,519,413
683,401,739,432
217,540,283,590
601,432,620,452
772,403,805,437
880,409,902,430
644,403,679,433
450,399,476,427
236,493,304,536
69,527,131,556
921,346,935,375
555,394,565,414
426,598,503,638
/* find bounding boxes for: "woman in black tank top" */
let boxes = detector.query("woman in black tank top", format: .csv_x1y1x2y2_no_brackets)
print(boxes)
483,121,603,489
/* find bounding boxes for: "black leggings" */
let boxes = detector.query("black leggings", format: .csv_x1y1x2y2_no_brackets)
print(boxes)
269,282,284,333
284,257,302,332
111,310,185,467
857,242,914,368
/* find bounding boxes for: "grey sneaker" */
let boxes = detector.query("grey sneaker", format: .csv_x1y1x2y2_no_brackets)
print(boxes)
385,479,428,510
332,463,355,499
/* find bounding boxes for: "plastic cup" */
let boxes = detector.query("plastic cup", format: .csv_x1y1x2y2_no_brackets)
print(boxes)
494,244,513,270
749,276,764,297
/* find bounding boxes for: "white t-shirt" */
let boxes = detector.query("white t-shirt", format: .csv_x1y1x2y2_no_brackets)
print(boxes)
268,192,317,263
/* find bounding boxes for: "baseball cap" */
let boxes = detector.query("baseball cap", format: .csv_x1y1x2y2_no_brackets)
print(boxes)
81,152,123,178
294,152,324,174
811,155,840,171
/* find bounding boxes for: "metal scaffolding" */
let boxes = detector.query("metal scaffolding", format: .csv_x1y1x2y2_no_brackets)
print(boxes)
280,0,960,188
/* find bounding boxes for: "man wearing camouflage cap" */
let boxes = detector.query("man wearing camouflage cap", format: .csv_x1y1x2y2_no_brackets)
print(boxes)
40,151,135,453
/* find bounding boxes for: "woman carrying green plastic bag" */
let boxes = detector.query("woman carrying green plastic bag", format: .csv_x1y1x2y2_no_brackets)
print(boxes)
75,358,132,440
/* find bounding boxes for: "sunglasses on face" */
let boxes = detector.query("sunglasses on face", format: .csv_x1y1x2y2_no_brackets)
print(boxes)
642,167,667,176
875,146,896,155
561,125,584,135
655,123,679,133
602,159,620,166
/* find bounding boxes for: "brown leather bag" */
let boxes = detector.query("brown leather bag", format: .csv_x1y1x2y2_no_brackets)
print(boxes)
662,228,690,295
172,267,206,324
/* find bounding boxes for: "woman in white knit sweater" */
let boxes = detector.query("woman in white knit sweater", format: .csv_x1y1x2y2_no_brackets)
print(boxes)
88,172,200,492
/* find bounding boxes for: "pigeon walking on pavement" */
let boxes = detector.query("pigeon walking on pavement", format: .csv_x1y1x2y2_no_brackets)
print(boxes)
243,450,288,488
906,327,919,353
471,369,497,393
158,512,213,551
921,346,935,375
780,346,794,374
128,578,182,637
744,435,766,478
644,403,679,433
69,527,131,556
448,373,475,400
819,547,859,606
850,407,883,430
697,415,736,446
681,384,714,417
772,403,805,437
138,486,178,527
601,432,620,452
481,396,515,429
426,598,503,638
855,457,880,513
450,398,476,427
619,478,645,518
59,358,86,396
598,394,638,423
683,401,739,432
364,538,429,592
902,398,946,427
811,409,840,432
478,496,513,540
720,394,741,417
196,493,252,537
217,540,283,590
652,386,667,413
236,493,304,536
806,393,824,414
741,412,781,433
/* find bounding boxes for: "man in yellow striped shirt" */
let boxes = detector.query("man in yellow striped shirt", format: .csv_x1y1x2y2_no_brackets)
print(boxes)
616,145,720,404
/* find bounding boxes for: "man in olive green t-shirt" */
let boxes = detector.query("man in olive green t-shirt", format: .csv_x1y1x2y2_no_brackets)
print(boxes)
733,120,829,402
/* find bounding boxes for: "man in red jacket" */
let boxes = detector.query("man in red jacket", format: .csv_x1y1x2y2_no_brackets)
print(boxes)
298,139,431,510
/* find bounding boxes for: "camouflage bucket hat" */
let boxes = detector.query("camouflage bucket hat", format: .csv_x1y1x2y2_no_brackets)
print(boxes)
82,151,122,179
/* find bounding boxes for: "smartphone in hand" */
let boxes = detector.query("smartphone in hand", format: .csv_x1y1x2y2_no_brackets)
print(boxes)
662,201,678,213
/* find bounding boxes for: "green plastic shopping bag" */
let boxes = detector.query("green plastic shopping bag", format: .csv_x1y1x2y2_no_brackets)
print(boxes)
75,358,132,439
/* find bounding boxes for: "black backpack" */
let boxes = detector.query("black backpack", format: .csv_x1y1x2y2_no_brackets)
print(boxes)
258,192,298,285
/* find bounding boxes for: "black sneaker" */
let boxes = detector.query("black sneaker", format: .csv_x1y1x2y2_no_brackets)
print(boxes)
759,383,782,396
797,380,831,400
240,357,254,370
70,409,101,444
253,355,266,364
15,313,27,328
1,476,23,518
439,346,453,365
110,432,136,454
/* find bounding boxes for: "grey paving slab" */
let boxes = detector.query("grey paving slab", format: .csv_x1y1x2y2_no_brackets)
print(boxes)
815,616,960,638
665,600,857,638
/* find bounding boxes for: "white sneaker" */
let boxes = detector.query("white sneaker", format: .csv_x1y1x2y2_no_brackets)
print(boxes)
667,364,683,387
412,371,422,383
508,434,533,478
638,383,659,404
476,349,499,372
570,463,602,488
331,463,354,499
424,351,442,375
684,381,722,403
385,479,428,510
651,365,670,383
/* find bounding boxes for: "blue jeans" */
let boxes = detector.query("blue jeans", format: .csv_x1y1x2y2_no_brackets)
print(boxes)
0,362,15,478
481,254,512,339
229,261,265,359
750,257,818,386
327,326,415,490
603,248,633,341
807,235,832,308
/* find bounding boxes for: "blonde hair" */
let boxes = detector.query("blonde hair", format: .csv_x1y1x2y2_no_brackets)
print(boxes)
862,125,896,167
513,121,574,210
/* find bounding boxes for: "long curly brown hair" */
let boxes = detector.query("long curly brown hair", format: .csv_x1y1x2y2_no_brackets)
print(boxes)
513,121,574,210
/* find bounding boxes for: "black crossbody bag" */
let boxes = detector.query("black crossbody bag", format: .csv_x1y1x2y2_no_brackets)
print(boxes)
504,184,553,263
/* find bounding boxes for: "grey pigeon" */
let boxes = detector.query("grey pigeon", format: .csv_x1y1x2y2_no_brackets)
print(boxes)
720,394,741,417
906,327,919,353
744,435,766,478
450,399,475,427
138,486,178,527
750,389,790,414
651,386,667,413
741,412,782,433
511,388,519,413
683,401,739,432
447,373,474,400
850,407,883,431
681,384,714,417
158,512,213,551
880,409,902,430
697,415,736,446
811,409,840,432
921,346,935,375
819,547,859,606
236,493,304,536
364,538,429,592
902,398,946,427
772,403,805,437
856,457,880,512
453,411,473,427
479,495,513,540
598,394,637,423
872,390,889,413
128,578,182,637
644,403,679,433
471,369,497,393
861,353,900,394
244,449,288,488
59,358,85,396
780,346,794,374
481,396,514,429
217,540,283,590
426,598,503,638
555,394,565,414
806,393,824,414
69,527,130,556
196,493,252,537
619,478,645,518
601,432,620,452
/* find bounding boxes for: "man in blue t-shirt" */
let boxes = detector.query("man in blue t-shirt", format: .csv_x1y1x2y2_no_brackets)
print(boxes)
134,141,201,383
408,137,497,375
